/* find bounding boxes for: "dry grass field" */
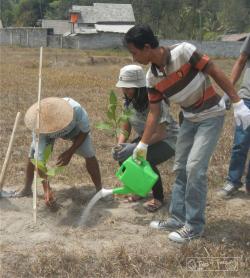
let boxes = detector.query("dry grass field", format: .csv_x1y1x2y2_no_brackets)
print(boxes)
0,46,249,277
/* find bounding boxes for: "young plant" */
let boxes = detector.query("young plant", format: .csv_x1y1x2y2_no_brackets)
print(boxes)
31,144,65,183
96,90,132,143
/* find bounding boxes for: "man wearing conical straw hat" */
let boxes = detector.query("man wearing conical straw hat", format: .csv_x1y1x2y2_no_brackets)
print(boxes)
15,97,102,206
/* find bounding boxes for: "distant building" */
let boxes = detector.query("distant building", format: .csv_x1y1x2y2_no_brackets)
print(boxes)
42,3,135,36
219,33,249,42
41,20,71,35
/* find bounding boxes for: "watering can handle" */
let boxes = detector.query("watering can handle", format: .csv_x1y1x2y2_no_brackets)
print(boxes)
136,157,148,167
116,164,126,178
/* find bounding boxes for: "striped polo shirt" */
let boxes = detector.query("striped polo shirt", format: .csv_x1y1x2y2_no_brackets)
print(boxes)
146,42,225,121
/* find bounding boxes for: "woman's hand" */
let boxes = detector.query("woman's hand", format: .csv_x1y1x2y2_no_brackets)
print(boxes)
113,143,137,161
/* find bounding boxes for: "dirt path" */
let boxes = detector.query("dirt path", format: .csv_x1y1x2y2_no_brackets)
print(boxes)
0,183,249,277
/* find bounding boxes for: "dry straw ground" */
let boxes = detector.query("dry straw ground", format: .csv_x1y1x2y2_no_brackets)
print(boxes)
0,46,249,277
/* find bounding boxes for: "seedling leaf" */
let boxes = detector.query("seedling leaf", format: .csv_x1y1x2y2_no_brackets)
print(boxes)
43,144,52,164
107,105,116,120
96,122,113,130
96,90,131,144
109,90,117,106
47,166,65,177
31,159,47,173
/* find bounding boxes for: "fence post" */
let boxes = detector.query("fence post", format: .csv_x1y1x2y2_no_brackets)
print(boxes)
26,29,29,47
10,30,13,45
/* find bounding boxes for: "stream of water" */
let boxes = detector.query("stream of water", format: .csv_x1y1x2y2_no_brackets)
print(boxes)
79,188,113,226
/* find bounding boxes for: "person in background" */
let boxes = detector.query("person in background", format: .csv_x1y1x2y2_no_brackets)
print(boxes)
219,34,250,198
14,97,102,206
123,24,250,243
113,64,179,212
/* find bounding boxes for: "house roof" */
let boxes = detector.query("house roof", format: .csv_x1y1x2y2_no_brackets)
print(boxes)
71,6,96,24
42,20,71,34
72,3,135,24
75,27,98,34
220,33,249,41
95,24,134,33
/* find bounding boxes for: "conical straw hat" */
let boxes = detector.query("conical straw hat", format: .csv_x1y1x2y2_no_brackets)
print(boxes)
24,97,74,134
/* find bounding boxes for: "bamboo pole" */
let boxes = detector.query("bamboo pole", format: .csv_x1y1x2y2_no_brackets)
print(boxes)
0,112,21,190
33,46,43,224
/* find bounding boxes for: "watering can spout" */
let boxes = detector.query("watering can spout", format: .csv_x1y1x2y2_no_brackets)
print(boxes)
100,187,132,197
100,188,113,198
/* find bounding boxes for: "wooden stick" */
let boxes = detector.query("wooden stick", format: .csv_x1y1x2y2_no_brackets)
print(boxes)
33,46,43,224
0,112,21,190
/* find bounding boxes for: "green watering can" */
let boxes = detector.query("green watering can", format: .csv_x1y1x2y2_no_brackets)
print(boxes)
113,156,159,197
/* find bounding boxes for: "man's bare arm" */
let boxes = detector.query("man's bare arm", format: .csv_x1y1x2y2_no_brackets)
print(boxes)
204,62,240,103
141,102,161,144
231,53,248,85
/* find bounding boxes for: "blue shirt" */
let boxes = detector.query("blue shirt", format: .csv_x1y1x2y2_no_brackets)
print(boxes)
31,98,90,161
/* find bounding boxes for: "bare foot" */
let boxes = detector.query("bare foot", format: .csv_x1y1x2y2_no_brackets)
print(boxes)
143,198,163,212
127,195,143,202
42,182,55,207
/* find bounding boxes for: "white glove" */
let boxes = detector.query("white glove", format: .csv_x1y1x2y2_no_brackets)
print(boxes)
233,100,250,130
132,141,148,163
222,94,231,110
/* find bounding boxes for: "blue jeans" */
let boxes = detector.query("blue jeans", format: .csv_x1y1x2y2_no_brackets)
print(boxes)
227,99,250,188
169,115,224,233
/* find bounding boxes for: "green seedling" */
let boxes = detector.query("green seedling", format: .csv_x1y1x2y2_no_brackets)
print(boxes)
31,144,65,183
96,90,132,143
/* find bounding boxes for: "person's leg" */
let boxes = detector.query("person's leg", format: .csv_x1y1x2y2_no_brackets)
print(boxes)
226,124,250,187
147,141,175,202
85,156,102,192
143,165,163,212
150,123,193,229
246,160,250,193
75,134,102,192
150,166,164,201
184,116,224,234
168,116,224,243
228,99,250,186
169,119,195,224
42,179,56,207
15,159,34,196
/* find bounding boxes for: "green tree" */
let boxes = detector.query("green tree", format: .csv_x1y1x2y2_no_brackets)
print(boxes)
0,0,16,26
218,0,250,33
11,0,51,26
2,0,250,39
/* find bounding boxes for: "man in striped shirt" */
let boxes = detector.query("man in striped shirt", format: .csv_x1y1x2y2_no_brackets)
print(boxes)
124,24,250,243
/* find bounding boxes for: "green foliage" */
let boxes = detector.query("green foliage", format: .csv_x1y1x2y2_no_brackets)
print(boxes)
96,90,132,142
1,0,250,39
31,144,65,181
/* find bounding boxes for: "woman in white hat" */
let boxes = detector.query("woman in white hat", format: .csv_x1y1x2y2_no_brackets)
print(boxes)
113,65,179,211
15,97,102,206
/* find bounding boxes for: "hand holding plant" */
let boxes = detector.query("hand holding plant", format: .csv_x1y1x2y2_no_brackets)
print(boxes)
56,149,73,166
31,144,65,207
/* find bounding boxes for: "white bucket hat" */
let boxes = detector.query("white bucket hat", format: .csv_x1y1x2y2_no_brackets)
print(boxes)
116,65,146,88
24,97,74,136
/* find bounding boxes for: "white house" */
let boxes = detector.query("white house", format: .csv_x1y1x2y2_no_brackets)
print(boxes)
42,3,135,36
